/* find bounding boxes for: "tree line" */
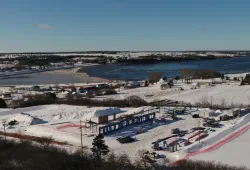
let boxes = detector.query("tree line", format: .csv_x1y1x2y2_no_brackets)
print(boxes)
0,133,247,170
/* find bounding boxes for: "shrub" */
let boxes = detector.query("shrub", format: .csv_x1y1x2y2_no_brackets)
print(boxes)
36,136,54,147
126,95,147,107
60,95,147,108
175,76,180,80
194,70,221,79
46,92,57,101
0,138,247,170
16,94,56,108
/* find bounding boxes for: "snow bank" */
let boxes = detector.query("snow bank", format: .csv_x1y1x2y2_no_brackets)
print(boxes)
25,125,81,145
8,113,46,126
51,107,123,121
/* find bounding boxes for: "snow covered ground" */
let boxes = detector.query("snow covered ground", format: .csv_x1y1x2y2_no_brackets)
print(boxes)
95,78,249,105
0,72,250,166
191,127,250,168
0,104,249,165
166,82,250,105
0,105,126,125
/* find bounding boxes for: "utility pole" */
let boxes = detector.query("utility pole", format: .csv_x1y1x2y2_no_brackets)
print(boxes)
2,121,7,142
198,119,201,143
80,120,83,150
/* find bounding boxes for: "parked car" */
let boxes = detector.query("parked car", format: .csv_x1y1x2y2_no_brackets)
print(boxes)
116,136,135,144
191,127,205,132
203,121,219,127
171,128,180,134
192,114,199,118
96,84,110,89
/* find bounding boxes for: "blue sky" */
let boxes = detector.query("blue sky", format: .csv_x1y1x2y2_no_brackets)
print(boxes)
0,0,250,52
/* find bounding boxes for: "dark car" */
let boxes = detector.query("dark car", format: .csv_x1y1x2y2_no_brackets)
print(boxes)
191,127,205,132
96,84,110,89
192,114,199,118
116,136,135,144
171,128,180,134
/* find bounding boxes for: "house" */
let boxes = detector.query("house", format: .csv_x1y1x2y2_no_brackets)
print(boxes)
199,109,219,118
1,92,12,100
14,85,33,91
216,112,230,121
160,82,170,90
30,85,40,91
130,81,140,88
125,81,140,88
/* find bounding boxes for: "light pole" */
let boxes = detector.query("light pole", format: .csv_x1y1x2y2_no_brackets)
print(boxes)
198,119,201,143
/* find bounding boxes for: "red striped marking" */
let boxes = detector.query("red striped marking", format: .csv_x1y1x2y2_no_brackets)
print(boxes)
56,124,85,130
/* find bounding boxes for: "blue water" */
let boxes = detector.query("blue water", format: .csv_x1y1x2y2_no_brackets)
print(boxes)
1,56,250,85
83,56,250,80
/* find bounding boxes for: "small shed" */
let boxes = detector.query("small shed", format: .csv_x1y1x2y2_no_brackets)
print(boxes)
218,112,230,121
95,107,122,124
228,108,241,118
160,82,170,90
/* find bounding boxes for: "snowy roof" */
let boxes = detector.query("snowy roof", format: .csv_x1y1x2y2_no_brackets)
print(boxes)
95,107,122,117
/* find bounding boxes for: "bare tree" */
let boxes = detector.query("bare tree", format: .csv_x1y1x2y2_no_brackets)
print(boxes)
148,72,161,84
200,96,210,107
180,68,193,84
220,98,227,109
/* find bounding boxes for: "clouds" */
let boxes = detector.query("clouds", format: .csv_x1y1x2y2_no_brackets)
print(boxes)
37,24,51,29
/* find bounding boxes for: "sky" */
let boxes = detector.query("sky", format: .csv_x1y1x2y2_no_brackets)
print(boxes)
0,0,250,52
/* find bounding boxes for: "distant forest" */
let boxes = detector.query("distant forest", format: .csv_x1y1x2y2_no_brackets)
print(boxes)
1,51,250,68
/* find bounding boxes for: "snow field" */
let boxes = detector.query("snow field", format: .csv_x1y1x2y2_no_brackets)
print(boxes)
96,78,249,106
191,123,250,168
0,72,250,166
0,104,249,166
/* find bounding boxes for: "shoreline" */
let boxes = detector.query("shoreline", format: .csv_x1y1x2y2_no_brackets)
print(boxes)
45,65,250,82
43,65,109,83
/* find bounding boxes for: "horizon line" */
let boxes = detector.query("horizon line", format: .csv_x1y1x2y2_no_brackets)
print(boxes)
1,50,250,54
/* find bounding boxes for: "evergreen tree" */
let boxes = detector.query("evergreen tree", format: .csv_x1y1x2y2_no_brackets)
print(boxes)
0,99,7,108
91,134,109,162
